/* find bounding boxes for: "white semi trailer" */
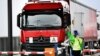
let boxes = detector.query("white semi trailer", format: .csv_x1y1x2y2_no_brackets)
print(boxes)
70,0,97,49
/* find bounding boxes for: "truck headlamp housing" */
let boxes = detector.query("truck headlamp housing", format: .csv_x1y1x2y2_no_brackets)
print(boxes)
29,37,33,43
50,37,58,43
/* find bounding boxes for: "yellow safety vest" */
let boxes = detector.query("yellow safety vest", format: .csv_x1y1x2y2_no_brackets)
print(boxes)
70,37,83,50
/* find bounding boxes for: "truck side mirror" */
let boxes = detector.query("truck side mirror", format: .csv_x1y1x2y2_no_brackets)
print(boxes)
17,13,22,29
63,13,71,28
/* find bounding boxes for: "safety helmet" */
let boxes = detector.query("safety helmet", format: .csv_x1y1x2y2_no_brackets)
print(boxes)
74,30,78,36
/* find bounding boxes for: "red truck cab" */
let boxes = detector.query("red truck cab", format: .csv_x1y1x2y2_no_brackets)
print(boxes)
17,2,70,56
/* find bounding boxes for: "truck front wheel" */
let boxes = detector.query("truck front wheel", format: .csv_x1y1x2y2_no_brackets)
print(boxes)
21,44,27,56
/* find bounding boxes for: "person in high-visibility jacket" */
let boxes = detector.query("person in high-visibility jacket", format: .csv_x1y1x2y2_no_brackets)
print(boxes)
66,30,83,56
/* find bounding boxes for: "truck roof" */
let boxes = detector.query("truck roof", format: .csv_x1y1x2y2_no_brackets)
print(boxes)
23,3,62,11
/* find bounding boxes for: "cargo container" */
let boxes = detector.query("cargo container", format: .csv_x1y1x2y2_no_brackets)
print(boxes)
70,0,97,49
70,0,97,41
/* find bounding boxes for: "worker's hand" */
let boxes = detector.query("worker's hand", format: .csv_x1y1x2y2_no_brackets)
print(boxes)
67,26,70,31
61,43,69,46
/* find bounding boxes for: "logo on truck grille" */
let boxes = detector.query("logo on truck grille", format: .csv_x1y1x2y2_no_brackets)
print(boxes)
39,37,44,41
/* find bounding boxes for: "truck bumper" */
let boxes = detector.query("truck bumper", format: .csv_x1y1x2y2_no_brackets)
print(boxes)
21,43,57,56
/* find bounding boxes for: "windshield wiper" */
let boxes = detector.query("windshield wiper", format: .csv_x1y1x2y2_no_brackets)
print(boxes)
27,25,35,27
42,24,55,27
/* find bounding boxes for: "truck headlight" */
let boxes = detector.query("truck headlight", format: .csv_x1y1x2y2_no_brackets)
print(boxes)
29,37,33,43
50,37,58,43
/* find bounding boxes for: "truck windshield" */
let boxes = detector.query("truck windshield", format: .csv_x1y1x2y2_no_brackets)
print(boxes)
25,14,62,28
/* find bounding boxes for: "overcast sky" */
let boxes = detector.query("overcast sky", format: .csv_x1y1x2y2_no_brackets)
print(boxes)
76,0,100,11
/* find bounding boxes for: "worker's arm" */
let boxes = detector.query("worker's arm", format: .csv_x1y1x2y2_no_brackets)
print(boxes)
66,31,75,42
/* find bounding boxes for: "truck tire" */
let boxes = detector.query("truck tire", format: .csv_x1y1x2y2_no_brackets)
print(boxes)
21,44,27,56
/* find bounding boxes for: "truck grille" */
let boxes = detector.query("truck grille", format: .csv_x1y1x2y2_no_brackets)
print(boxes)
26,37,50,43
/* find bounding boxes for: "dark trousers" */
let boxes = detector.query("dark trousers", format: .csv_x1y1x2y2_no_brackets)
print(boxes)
72,50,81,56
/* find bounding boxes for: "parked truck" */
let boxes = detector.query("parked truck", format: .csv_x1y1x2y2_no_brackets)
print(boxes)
17,0,70,56
70,0,97,49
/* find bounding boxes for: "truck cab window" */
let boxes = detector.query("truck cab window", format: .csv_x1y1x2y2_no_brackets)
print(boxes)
26,14,62,27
